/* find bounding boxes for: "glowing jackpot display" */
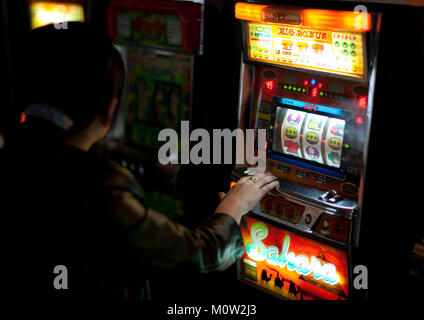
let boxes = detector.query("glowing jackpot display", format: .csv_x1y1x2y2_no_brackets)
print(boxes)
247,23,365,78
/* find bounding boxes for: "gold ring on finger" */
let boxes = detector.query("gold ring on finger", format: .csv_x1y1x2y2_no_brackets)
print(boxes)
250,176,258,183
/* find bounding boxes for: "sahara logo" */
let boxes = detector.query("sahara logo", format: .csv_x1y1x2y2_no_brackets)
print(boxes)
245,222,340,285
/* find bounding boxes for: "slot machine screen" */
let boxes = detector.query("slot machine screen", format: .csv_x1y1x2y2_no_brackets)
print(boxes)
246,22,366,79
271,105,345,170
125,47,192,148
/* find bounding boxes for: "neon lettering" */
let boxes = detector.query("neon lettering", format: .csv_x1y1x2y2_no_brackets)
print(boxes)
246,222,340,285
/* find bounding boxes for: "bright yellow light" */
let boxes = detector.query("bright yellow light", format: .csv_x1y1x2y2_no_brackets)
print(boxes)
235,2,267,22
235,2,372,32
246,22,365,78
30,2,85,30
303,9,371,32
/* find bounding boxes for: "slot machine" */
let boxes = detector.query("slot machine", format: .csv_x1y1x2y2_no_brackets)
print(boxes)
27,0,86,30
96,0,202,220
233,1,381,300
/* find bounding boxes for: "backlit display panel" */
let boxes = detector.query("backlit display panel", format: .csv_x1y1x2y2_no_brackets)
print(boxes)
272,106,345,169
30,2,85,30
240,216,349,300
247,22,365,78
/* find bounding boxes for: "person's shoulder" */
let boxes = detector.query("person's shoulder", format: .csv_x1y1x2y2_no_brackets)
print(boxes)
94,155,145,199
101,157,133,183
61,146,145,198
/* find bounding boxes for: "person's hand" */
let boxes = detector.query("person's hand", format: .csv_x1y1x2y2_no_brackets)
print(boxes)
215,172,279,224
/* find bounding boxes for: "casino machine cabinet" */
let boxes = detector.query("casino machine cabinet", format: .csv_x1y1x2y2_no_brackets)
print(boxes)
232,1,381,301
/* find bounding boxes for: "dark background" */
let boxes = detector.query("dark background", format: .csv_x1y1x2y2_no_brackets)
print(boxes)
1,0,423,311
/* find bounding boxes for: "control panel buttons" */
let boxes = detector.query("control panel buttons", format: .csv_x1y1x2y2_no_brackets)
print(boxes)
265,198,273,211
286,207,295,219
259,193,305,224
323,220,329,228
319,190,343,203
313,213,350,242
315,175,331,184
296,170,310,179
275,199,284,214
277,164,291,173
260,195,274,214
304,213,312,224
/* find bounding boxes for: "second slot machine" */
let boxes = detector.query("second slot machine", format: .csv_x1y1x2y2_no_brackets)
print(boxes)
95,0,202,220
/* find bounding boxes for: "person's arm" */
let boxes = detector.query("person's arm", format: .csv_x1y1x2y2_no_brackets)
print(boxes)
99,163,279,273
214,173,280,224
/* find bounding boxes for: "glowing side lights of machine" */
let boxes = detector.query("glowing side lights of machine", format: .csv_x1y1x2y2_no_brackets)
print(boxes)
356,117,363,124
245,222,340,285
265,80,274,90
309,86,319,97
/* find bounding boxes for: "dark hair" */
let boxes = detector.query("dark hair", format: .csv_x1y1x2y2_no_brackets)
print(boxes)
23,22,125,132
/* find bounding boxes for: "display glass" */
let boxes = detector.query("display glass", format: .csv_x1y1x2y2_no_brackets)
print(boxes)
240,216,349,300
272,105,345,169
30,2,85,30
247,22,365,78
115,10,182,48
125,47,191,148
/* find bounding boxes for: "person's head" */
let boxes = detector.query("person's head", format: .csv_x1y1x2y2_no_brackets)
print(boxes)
23,22,125,148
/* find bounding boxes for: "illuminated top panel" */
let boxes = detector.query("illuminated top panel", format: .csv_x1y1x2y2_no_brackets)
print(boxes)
30,2,85,30
247,22,365,78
